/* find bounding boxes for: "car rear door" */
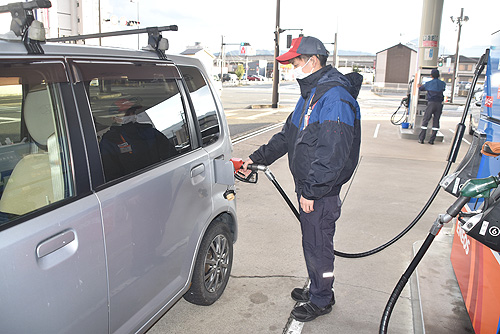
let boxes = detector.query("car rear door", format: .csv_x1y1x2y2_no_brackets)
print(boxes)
0,59,108,333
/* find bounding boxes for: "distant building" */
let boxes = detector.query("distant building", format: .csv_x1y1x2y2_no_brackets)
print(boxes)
35,0,143,48
437,55,483,82
180,43,218,77
374,43,417,92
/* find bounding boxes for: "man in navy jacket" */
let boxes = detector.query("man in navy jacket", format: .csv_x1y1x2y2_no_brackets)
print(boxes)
418,68,446,144
243,36,362,322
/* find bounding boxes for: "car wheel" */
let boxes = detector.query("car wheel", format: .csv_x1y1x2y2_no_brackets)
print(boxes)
183,221,233,305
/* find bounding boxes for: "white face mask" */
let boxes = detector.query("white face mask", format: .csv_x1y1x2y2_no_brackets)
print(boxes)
293,57,314,80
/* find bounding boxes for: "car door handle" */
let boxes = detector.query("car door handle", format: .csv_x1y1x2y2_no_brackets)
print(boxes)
36,229,76,258
190,164,205,178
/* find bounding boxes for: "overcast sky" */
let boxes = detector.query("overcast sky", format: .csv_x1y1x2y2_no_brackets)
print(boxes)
107,0,499,56
0,0,498,57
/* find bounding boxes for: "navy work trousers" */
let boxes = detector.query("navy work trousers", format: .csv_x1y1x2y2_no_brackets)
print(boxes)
298,195,341,308
419,101,443,143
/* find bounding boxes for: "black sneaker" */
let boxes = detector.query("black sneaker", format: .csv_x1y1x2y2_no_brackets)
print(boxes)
291,301,332,322
428,141,434,145
291,287,336,306
418,139,424,144
291,287,309,302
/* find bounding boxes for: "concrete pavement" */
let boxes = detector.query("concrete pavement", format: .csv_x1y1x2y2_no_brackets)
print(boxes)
149,95,475,333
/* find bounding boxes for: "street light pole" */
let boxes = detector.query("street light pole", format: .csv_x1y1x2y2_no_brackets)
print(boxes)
271,0,280,108
450,8,468,103
220,35,224,83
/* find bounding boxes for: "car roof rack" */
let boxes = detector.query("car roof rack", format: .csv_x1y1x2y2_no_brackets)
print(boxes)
47,25,178,60
0,0,52,54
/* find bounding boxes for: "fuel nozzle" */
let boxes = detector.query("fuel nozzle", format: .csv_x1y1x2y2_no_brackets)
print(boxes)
445,175,500,219
460,174,500,198
230,158,259,184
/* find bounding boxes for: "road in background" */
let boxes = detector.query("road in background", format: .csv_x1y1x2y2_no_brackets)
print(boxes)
221,82,468,140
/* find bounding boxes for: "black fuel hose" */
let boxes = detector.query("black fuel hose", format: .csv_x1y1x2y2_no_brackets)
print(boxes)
390,98,408,125
334,163,451,258
379,232,436,334
245,50,488,260
379,195,470,333
335,49,489,259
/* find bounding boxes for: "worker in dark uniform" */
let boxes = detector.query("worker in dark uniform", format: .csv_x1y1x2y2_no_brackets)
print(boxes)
418,68,447,144
242,36,362,322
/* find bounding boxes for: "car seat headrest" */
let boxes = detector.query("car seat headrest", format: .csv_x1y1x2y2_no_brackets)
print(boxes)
24,87,55,147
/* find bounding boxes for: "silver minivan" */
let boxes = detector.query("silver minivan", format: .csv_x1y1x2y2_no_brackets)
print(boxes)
0,6,237,333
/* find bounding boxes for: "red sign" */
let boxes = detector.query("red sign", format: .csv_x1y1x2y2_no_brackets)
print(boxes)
240,46,246,55
485,96,494,108
423,41,438,47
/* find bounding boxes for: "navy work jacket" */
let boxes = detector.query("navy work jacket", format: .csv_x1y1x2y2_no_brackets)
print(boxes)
250,66,362,200
419,78,446,102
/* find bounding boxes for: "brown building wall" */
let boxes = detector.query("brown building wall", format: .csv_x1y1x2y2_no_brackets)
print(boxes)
385,44,411,84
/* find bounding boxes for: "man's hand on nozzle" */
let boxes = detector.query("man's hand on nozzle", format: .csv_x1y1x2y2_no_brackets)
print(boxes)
242,158,253,171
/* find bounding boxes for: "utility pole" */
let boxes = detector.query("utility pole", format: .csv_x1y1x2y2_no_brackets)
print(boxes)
220,36,225,84
271,0,280,108
98,0,102,46
333,32,338,67
450,8,468,103
136,0,140,49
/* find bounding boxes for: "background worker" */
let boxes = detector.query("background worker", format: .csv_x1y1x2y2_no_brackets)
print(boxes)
418,68,447,144
242,36,362,322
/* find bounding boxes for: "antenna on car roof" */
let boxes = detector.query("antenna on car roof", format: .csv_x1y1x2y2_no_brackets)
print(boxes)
0,0,51,54
47,25,178,60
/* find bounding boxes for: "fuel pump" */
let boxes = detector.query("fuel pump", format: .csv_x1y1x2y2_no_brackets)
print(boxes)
399,0,445,141
380,172,500,333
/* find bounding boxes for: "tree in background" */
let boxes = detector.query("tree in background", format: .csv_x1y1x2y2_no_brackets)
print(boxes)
235,64,245,80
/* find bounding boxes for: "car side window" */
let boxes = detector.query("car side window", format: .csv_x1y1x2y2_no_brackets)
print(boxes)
0,61,74,227
179,66,221,147
72,61,191,182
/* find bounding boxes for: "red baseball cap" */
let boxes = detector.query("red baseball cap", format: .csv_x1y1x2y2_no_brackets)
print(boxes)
276,36,328,64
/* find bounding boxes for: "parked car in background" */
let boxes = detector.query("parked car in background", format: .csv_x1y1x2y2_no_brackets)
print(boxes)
458,81,472,97
469,88,484,134
248,75,261,81
221,73,238,82
0,4,237,333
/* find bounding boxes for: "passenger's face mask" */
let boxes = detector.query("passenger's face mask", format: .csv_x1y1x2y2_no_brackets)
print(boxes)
293,57,313,80
114,114,137,124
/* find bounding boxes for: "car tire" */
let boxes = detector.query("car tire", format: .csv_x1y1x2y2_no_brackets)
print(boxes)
183,220,233,305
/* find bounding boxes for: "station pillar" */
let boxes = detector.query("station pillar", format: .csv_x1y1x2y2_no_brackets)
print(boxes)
401,0,444,141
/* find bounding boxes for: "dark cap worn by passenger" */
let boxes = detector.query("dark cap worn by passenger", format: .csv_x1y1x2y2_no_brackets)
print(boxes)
276,36,328,64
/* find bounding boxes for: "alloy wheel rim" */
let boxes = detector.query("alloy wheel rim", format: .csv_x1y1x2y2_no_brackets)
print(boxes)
204,234,230,293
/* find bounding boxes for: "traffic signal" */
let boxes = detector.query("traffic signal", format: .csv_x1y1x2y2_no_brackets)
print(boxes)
241,42,250,46
438,57,444,67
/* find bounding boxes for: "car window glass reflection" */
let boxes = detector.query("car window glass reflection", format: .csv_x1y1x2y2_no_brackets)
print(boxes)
0,62,74,226
77,63,191,182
